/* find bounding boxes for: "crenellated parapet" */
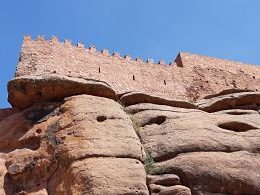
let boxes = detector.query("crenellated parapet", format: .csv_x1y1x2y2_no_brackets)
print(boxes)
21,35,175,67
15,35,260,101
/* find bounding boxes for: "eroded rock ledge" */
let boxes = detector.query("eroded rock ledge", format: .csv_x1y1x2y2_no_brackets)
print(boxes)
1,74,260,195
8,74,116,109
1,94,148,194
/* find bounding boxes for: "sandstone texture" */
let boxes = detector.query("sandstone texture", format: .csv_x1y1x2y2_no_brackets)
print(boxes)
196,91,260,112
0,94,148,194
0,36,260,194
130,93,260,194
120,92,196,108
8,74,116,109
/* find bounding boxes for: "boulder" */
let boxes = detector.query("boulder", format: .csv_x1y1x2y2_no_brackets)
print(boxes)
8,74,117,109
125,103,200,114
147,174,181,186
196,91,260,112
52,94,145,162
149,184,191,195
158,185,191,195
0,102,59,153
0,155,6,195
50,157,148,195
157,151,260,194
214,109,259,115
132,102,260,194
120,92,196,109
202,88,253,99
0,108,18,122
135,107,260,161
0,94,148,194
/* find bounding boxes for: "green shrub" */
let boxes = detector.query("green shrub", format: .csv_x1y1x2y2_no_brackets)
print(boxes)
144,153,165,175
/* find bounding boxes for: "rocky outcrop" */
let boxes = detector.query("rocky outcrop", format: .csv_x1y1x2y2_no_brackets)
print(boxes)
0,108,18,123
0,94,148,194
8,74,116,109
149,184,191,195
54,158,147,194
1,38,260,194
157,151,260,194
196,91,260,112
120,92,196,109
147,174,191,195
147,174,181,186
2,77,260,194
128,93,260,194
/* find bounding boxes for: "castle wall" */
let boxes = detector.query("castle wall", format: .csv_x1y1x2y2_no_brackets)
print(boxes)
15,35,260,101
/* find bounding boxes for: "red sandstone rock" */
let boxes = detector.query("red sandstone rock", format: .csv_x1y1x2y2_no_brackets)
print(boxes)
158,185,191,195
134,104,260,161
149,184,191,195
124,103,200,114
0,108,18,122
157,151,260,194
147,174,181,186
0,156,6,195
0,94,148,194
1,36,260,194
202,88,253,99
196,91,260,112
120,92,196,108
8,74,116,109
131,102,260,194
50,158,148,195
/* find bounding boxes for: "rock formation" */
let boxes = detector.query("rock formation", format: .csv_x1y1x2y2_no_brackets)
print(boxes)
0,36,259,194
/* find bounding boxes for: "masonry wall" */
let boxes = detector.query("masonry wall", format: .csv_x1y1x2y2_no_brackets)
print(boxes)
15,35,260,101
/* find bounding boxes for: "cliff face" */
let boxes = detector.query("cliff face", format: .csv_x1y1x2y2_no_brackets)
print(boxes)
0,36,260,195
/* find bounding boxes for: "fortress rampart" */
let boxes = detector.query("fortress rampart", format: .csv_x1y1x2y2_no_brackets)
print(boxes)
1,36,260,194
15,35,260,101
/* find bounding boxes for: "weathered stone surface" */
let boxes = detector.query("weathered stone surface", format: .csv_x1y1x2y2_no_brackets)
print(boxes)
8,74,116,109
0,102,58,153
196,91,260,112
159,185,191,195
120,92,196,108
132,102,260,194
202,88,253,99
53,94,145,162
4,148,52,195
214,108,259,115
149,184,191,195
125,103,200,115
149,184,164,194
147,174,181,186
136,107,260,161
156,151,260,194
0,155,6,195
50,157,148,195
2,36,260,194
0,94,148,194
0,108,18,123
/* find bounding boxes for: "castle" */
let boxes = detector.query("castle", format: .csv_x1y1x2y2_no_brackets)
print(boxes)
0,36,260,195
15,35,260,102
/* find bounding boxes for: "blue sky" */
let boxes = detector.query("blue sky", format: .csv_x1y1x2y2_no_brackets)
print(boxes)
0,0,259,108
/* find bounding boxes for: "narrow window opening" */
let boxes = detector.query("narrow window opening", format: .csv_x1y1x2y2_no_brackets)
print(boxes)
98,67,101,73
164,80,166,85
133,75,135,81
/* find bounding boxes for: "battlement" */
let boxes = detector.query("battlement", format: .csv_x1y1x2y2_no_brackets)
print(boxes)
15,35,260,101
20,35,177,68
